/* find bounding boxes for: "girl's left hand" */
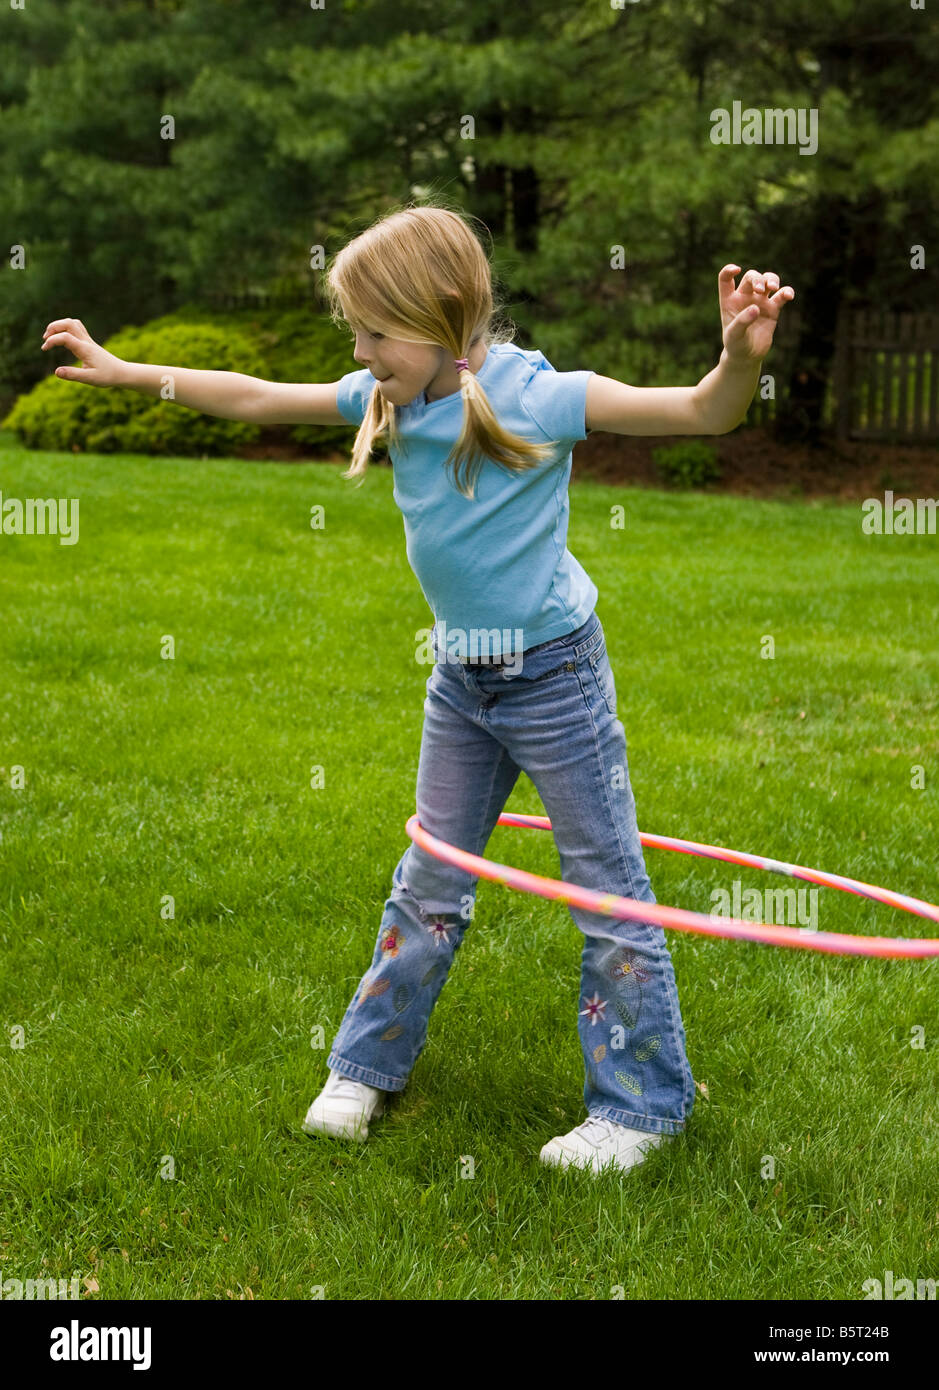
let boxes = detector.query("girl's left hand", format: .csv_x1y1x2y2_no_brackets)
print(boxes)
719,265,795,362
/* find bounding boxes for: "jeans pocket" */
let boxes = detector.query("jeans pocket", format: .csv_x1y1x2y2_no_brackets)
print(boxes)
589,645,618,717
513,616,599,672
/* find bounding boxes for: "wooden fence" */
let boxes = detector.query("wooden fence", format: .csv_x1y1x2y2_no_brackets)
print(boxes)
749,307,939,443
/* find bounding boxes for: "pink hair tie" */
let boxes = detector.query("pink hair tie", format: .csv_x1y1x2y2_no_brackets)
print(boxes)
454,358,469,371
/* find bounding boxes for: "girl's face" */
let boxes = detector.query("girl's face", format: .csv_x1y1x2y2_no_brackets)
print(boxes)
349,324,483,405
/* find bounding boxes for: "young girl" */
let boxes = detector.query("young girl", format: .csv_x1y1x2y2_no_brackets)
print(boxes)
41,203,792,1175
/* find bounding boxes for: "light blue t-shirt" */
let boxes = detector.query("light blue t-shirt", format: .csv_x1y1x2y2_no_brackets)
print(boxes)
335,341,598,660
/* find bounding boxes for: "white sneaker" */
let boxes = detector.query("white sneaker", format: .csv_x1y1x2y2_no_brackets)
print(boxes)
539,1115,670,1174
302,1069,388,1142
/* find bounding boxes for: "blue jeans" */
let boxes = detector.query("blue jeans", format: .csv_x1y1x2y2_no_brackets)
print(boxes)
327,610,695,1136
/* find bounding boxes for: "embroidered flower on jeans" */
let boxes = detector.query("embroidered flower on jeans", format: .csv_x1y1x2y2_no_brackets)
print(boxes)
579,992,608,1026
601,948,648,1031
608,947,651,985
424,917,455,948
379,923,405,959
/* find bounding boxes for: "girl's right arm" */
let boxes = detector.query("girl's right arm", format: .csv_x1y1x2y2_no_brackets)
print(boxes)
40,317,347,425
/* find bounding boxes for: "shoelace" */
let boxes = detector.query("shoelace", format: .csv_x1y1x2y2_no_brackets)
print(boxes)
576,1116,621,1145
329,1075,373,1102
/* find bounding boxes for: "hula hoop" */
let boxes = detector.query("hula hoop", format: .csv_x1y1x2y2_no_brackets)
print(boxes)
405,812,939,959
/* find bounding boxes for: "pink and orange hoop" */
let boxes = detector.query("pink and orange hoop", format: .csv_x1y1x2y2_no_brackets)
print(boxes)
405,812,939,959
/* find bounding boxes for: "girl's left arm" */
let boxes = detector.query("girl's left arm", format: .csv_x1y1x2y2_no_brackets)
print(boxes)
585,265,795,436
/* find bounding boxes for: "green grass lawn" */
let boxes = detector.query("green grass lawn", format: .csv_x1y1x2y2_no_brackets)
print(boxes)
1,431,937,1301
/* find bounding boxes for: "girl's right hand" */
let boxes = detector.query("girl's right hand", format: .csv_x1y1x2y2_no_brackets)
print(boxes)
41,318,125,387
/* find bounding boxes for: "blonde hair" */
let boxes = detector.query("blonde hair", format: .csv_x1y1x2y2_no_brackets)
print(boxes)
324,201,557,500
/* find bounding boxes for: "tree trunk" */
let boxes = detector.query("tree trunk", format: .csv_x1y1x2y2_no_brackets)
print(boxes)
473,104,508,242
775,193,852,444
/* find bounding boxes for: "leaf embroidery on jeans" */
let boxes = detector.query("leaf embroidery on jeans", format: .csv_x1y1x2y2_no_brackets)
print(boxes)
592,1043,606,1064
356,977,390,1010
393,984,411,1014
633,1035,661,1062
381,1024,404,1042
420,963,443,988
611,972,641,1028
615,1070,643,1096
615,997,639,1030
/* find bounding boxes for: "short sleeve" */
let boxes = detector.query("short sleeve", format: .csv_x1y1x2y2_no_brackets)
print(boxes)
520,365,596,446
335,367,377,426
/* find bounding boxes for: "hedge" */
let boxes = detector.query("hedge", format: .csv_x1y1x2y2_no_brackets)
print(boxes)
2,304,367,458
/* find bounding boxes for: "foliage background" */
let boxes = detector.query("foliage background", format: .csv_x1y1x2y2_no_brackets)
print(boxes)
1,0,937,436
